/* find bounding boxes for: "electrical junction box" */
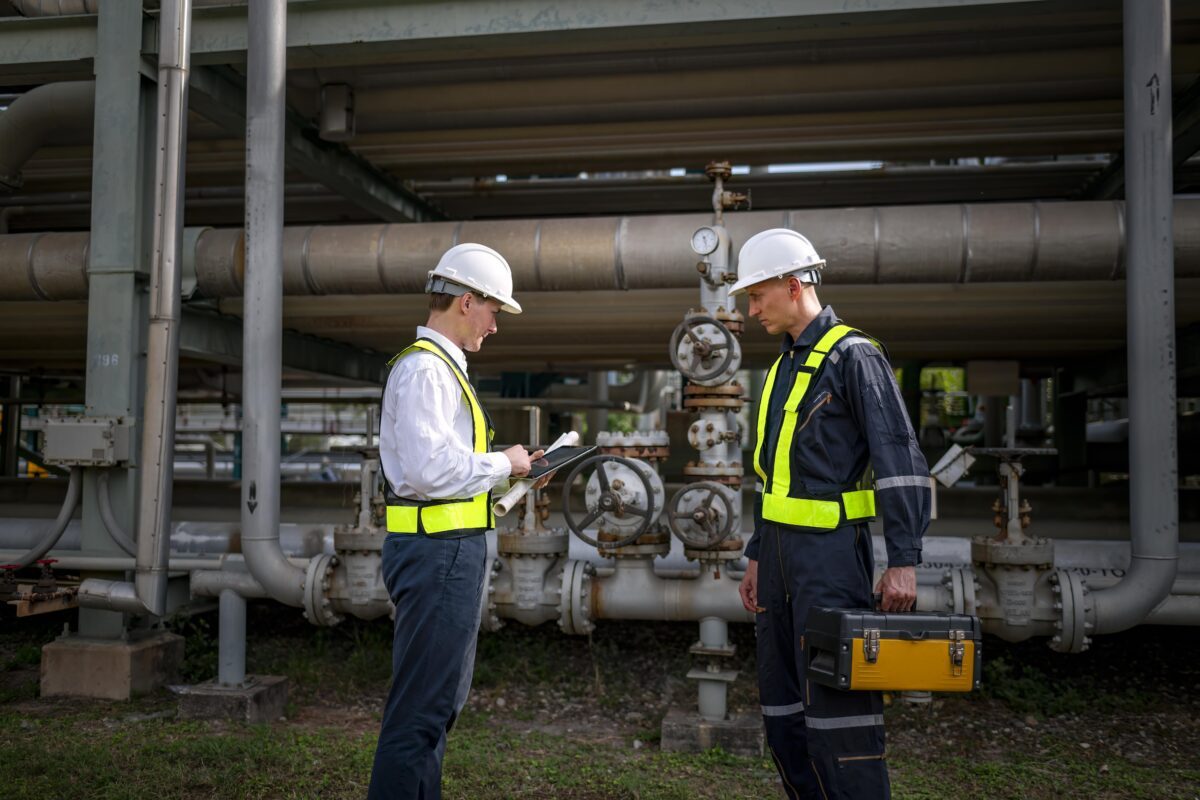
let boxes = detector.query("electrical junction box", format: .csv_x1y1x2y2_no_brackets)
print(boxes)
806,607,982,693
42,416,132,467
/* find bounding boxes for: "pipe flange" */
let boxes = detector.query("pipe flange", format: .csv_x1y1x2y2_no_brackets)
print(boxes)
970,535,1054,568
480,558,504,633
557,560,594,636
302,554,343,627
944,567,977,615
497,530,570,557
1048,569,1091,654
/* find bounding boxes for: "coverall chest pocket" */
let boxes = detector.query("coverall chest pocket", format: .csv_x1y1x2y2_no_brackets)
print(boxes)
791,390,834,493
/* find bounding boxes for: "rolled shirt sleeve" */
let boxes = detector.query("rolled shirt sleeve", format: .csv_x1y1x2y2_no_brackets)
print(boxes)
845,349,930,568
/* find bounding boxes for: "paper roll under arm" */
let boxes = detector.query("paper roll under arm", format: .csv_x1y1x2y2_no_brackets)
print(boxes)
492,430,581,517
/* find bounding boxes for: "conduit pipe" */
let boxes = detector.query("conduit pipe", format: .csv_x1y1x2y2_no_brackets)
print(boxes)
0,81,95,190
1089,0,1179,636
79,0,192,617
5,200,1200,300
240,0,305,607
10,466,80,568
95,471,136,557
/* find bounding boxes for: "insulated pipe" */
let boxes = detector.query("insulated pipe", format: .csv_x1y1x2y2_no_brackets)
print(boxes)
589,558,753,622
190,564,270,598
241,0,305,607
11,466,81,568
1089,0,1179,636
79,0,192,618
0,82,95,190
218,589,247,686
6,200,1200,300
10,0,98,15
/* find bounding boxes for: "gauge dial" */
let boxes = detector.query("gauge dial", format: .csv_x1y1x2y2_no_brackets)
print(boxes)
690,226,719,256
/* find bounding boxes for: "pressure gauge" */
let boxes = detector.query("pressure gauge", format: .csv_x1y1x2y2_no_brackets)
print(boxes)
690,226,719,256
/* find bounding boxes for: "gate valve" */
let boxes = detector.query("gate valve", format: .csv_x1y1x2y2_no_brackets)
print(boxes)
34,559,58,594
669,314,741,386
667,482,736,549
561,454,659,549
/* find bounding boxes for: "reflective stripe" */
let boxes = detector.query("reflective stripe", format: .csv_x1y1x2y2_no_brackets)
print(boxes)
753,354,784,484
875,475,932,490
385,338,494,536
762,494,842,529
805,713,885,730
761,700,805,717
842,489,876,519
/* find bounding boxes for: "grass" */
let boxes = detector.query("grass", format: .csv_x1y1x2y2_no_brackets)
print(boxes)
1,606,1198,799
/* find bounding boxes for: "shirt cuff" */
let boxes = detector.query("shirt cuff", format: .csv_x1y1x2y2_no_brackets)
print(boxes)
886,548,922,568
485,451,512,483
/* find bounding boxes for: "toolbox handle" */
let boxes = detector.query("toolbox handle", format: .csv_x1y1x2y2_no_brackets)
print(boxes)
871,592,915,613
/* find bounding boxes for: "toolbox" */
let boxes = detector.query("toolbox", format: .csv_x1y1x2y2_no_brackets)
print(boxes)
805,607,982,692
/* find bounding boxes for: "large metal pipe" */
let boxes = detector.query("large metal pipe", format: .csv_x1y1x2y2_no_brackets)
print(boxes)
0,82,95,191
1089,0,1179,636
589,558,753,622
79,0,192,617
241,0,305,607
5,200,1200,300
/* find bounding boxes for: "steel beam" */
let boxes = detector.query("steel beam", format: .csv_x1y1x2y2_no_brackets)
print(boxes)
80,2,153,639
188,66,440,222
0,0,1060,74
179,307,386,386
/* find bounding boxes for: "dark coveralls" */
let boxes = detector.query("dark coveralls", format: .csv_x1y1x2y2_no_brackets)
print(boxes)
747,306,930,799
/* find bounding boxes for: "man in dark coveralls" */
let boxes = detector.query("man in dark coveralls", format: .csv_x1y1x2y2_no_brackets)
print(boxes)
730,228,931,799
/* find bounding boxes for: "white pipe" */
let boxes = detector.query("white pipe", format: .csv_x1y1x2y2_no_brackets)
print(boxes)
0,82,94,191
589,557,752,622
240,0,306,607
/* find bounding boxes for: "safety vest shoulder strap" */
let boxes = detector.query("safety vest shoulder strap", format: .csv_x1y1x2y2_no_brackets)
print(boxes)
387,338,489,453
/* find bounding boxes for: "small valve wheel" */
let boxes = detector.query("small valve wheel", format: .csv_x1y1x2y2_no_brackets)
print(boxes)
667,481,736,549
561,455,660,548
669,314,741,386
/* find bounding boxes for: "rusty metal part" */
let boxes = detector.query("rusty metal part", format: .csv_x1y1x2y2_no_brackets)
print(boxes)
34,558,57,594
714,308,745,336
683,462,744,479
498,529,570,557
11,585,78,617
597,445,671,461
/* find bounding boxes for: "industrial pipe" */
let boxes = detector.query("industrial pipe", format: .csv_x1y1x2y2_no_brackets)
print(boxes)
96,470,136,557
0,81,95,190
5,200,1200,300
10,466,80,567
240,0,305,607
1088,0,1179,636
589,558,752,622
79,0,192,617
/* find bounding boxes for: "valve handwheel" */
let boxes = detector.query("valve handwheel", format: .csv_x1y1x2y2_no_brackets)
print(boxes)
561,454,656,548
669,314,739,386
667,481,735,549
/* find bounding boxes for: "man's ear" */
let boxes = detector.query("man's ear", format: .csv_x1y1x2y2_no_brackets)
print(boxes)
786,276,804,300
459,292,473,313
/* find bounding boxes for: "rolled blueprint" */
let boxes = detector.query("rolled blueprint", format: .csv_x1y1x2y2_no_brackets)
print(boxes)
492,430,580,517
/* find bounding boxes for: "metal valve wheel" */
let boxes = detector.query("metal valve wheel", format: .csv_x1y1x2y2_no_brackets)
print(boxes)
561,454,661,548
669,314,741,387
667,481,736,549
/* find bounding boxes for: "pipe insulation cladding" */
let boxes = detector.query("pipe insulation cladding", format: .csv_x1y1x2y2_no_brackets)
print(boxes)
3,201,1200,300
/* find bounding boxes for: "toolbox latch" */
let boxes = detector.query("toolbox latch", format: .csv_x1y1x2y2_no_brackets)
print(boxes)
863,628,880,664
949,630,965,675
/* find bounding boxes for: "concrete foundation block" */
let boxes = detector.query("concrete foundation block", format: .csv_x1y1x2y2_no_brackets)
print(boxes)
40,630,184,701
177,675,289,724
660,708,764,757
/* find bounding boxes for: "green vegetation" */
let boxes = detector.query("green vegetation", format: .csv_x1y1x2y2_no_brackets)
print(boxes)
1,608,1197,799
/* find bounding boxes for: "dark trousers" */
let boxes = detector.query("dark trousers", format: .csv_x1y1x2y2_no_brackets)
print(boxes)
368,532,487,800
756,522,890,800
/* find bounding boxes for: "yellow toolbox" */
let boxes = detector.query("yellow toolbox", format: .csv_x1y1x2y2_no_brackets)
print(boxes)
805,607,982,693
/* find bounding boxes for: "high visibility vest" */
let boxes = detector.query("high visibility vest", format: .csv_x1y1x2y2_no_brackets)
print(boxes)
754,323,877,530
383,338,496,536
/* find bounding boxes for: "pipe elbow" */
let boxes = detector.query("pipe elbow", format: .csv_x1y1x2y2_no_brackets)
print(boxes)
1090,555,1179,636
78,578,152,616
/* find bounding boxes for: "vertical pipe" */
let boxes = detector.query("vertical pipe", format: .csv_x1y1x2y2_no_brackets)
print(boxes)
587,371,608,444
241,0,305,606
696,616,728,721
525,405,541,530
1092,0,1179,634
218,588,247,687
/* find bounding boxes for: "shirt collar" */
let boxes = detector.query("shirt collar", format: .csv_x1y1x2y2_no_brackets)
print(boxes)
780,305,839,353
416,325,468,373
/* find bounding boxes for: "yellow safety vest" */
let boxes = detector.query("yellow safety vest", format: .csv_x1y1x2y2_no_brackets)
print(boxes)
383,339,496,536
754,323,877,530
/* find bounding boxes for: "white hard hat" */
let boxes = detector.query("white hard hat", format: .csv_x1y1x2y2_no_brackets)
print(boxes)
728,228,825,297
425,242,522,314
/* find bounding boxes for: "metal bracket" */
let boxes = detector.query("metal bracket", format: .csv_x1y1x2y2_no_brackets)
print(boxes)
863,628,880,663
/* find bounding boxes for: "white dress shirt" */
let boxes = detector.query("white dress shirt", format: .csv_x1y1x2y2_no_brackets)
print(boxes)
380,326,511,501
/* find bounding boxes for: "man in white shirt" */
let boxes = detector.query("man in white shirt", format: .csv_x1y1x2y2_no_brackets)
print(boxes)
368,243,539,800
